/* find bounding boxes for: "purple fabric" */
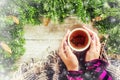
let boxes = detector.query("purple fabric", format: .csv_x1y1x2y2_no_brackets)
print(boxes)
68,71,83,74
87,66,94,70
108,76,113,80
94,62,101,67
95,67,101,72
67,76,83,80
67,71,83,80
67,59,113,80
99,70,107,79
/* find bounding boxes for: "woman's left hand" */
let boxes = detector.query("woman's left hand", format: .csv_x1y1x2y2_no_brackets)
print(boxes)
58,30,79,71
82,26,101,61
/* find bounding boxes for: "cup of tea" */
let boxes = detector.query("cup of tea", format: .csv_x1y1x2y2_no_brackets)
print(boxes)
68,28,91,52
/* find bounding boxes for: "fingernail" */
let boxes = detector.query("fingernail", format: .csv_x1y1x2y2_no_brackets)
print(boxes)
83,25,86,28
64,41,67,46
92,35,95,40
65,28,69,32
67,29,70,33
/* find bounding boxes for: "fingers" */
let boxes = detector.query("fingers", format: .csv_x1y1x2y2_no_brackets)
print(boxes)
91,35,101,50
58,46,66,61
83,25,101,52
89,34,101,57
83,26,100,39
61,30,70,49
95,34,101,46
83,26,100,45
90,35,96,49
60,30,70,54
93,32,101,53
63,30,70,42
58,30,70,61
95,35,101,49
82,25,95,36
65,45,73,57
82,26,99,42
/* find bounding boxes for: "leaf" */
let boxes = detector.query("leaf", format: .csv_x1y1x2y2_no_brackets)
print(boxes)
92,16,102,22
43,17,50,26
0,42,12,54
7,16,19,24
12,16,19,24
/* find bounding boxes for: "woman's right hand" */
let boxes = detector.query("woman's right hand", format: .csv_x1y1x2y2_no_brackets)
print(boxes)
58,30,79,71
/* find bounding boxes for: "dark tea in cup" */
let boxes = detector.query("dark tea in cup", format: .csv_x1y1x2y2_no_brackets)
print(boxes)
68,28,91,52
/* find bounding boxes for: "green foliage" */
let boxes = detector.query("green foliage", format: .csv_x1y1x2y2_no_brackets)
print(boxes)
12,0,88,23
83,0,106,18
0,0,25,71
12,0,112,24
95,16,119,33
94,0,120,54
9,24,25,60
107,25,120,54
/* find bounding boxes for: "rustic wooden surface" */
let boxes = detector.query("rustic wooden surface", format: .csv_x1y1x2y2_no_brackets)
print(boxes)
18,17,82,63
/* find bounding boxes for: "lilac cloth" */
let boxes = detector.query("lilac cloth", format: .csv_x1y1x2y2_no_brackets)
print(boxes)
67,59,113,80
99,70,107,79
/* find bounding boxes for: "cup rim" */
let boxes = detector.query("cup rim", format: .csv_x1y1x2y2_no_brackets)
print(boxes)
68,28,91,52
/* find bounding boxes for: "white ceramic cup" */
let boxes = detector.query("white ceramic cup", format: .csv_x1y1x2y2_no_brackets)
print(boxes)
68,28,91,52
